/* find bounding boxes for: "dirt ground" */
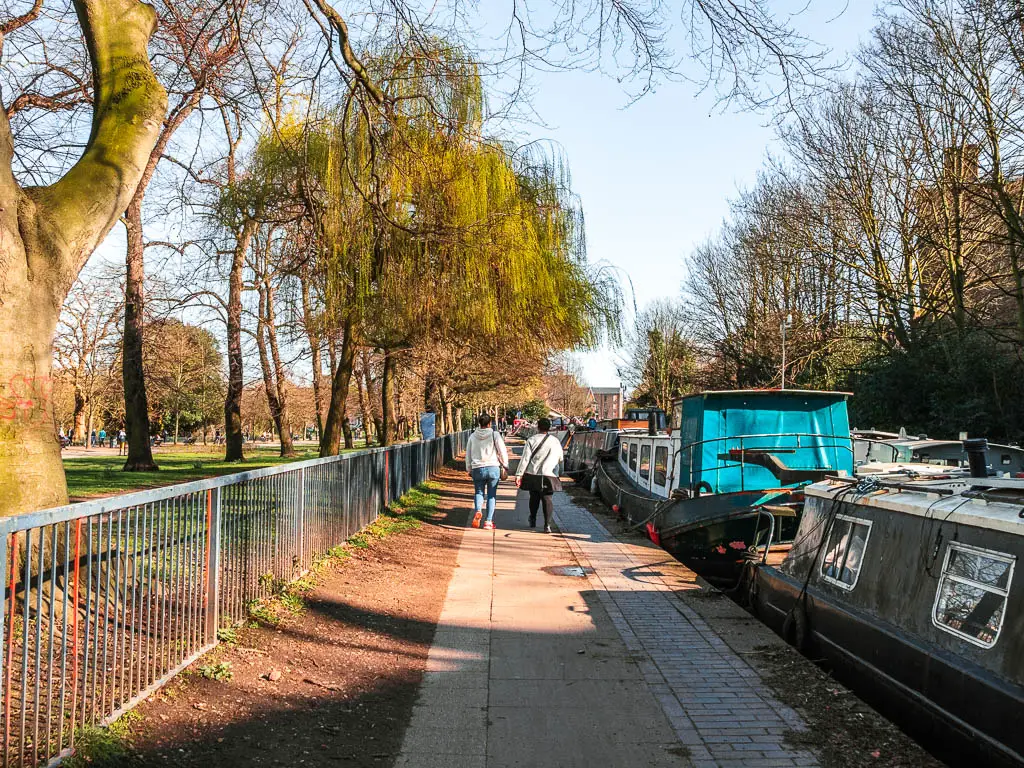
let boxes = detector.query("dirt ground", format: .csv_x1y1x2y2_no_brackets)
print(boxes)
565,484,946,768
123,466,475,768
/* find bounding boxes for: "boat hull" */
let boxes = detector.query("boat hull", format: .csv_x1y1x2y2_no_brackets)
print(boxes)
655,491,798,584
752,566,1024,768
593,461,799,584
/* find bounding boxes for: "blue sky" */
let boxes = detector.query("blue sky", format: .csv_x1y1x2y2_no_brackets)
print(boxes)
486,2,881,387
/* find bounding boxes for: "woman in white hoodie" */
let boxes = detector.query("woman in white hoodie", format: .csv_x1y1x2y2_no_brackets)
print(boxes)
465,413,509,530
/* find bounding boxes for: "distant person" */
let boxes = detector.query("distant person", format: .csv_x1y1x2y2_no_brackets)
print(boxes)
117,429,126,455
90,429,96,447
465,413,509,531
98,428,106,448
516,417,564,533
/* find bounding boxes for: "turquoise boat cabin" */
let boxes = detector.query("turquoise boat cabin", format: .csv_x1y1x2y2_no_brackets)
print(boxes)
671,390,854,495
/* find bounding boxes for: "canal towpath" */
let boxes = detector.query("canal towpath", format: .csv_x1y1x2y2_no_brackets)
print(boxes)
126,444,942,768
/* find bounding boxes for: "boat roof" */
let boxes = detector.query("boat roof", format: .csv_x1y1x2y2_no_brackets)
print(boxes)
854,462,966,476
807,476,1024,536
852,429,901,439
675,389,851,402
889,439,1024,453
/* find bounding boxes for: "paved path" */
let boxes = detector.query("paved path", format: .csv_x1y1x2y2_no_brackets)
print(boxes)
397,478,819,768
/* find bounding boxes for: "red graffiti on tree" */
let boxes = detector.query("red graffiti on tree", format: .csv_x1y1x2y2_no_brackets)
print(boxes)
0,375,52,422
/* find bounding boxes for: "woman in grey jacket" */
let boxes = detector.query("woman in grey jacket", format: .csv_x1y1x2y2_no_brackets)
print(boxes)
465,413,509,530
515,417,564,533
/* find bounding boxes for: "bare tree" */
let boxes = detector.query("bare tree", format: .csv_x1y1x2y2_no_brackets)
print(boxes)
53,272,123,445
120,0,248,471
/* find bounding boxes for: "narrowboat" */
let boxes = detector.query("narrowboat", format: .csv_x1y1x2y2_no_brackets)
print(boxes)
596,407,668,432
857,437,1024,475
748,463,1024,767
580,389,855,583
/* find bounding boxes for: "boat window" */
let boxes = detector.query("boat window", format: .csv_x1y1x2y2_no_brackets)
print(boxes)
1001,454,1011,466
654,446,668,487
628,442,637,472
672,403,683,430
620,440,628,464
933,543,1015,649
820,515,872,591
639,445,651,481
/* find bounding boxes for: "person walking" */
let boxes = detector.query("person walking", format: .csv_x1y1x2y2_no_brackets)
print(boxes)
465,413,509,530
516,417,564,533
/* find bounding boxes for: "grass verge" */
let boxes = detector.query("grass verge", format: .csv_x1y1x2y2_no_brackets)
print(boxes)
64,709,142,767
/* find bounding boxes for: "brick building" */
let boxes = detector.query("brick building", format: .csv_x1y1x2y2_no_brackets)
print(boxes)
589,386,623,420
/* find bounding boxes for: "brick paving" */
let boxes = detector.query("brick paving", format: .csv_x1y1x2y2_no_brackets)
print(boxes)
552,493,819,768
398,469,820,767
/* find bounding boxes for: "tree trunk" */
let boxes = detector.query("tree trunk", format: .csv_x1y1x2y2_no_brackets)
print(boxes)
264,282,294,457
224,220,254,461
255,281,294,457
299,268,325,439
1008,239,1024,347
0,292,66,513
121,197,159,471
445,400,455,436
320,316,355,457
380,349,397,446
72,383,87,443
355,367,371,447
361,351,382,445
0,0,166,517
437,387,448,435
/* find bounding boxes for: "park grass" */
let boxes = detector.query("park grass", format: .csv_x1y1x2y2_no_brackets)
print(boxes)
63,446,324,501
63,435,424,502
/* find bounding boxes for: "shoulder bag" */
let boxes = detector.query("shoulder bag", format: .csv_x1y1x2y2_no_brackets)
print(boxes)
493,431,509,481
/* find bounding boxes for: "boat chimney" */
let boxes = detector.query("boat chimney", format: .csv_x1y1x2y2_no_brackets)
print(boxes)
962,437,989,478
647,411,657,436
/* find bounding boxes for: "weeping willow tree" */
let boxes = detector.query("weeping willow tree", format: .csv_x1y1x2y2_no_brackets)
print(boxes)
257,38,619,448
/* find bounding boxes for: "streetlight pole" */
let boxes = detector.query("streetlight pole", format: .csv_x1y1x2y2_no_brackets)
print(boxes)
780,314,791,390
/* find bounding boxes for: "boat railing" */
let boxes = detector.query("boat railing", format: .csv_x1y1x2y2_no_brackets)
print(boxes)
672,432,855,492
852,436,901,464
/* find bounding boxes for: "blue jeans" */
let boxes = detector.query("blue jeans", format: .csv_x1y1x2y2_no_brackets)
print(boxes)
471,465,501,522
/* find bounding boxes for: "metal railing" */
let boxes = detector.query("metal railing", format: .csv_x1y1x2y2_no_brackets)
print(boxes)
0,431,468,767
672,432,855,492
